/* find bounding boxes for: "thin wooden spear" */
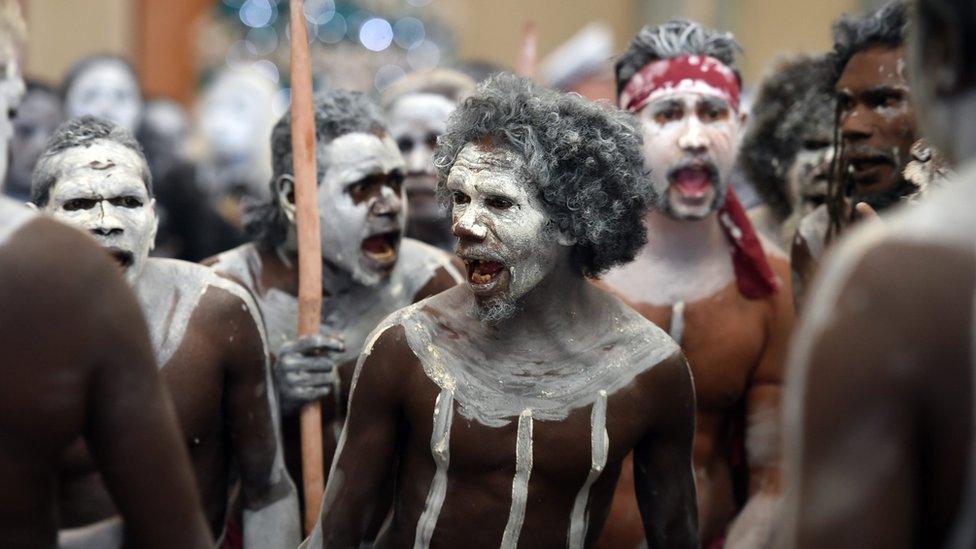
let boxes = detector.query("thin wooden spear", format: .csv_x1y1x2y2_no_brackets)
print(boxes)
288,0,324,534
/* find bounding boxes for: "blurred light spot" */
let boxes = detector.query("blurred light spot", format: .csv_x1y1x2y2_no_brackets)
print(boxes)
406,0,432,6
359,18,394,52
346,11,371,40
239,0,275,28
252,59,280,84
273,88,291,119
245,26,278,56
303,0,335,25
374,65,406,91
407,40,440,71
393,17,425,50
225,40,251,69
316,13,347,44
222,0,245,8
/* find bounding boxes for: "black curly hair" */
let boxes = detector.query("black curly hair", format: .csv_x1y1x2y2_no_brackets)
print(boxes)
740,54,836,220
243,89,387,248
615,19,742,97
30,115,151,207
434,73,651,277
832,0,909,74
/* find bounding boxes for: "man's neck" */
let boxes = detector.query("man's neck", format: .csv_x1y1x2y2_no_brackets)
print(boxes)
274,243,365,298
643,210,728,265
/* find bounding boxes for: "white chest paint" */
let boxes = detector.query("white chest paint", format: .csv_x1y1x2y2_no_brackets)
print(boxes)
134,258,268,368
0,196,34,248
355,290,678,548
210,238,461,364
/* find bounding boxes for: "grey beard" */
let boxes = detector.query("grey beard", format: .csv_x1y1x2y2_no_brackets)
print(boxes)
471,297,520,325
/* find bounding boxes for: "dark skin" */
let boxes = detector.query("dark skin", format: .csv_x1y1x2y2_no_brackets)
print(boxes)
57,276,292,537
792,45,917,306
599,254,794,547
318,286,699,548
787,240,973,548
0,213,211,548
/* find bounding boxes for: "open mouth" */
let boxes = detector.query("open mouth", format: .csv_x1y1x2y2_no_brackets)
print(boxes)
360,231,400,266
668,164,717,200
104,247,134,269
847,155,893,178
463,258,506,287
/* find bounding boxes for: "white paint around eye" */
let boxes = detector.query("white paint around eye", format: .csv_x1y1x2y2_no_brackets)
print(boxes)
64,60,142,133
315,132,406,286
43,141,157,285
448,143,563,306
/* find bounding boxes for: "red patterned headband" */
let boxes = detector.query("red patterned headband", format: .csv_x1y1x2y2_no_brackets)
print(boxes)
620,55,741,113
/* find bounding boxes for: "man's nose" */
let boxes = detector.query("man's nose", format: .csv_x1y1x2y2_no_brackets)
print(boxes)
452,205,488,241
370,185,402,218
677,117,709,153
841,105,872,143
407,146,432,175
91,201,124,236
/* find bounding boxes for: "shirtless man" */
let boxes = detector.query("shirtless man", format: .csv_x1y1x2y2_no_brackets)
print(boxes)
601,20,795,548
208,90,462,493
309,73,698,549
781,1,976,546
31,116,299,547
790,1,917,305
382,69,476,251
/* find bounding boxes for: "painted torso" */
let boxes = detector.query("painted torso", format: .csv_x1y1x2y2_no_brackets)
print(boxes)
351,286,679,548
788,168,976,548
599,216,789,545
58,258,274,535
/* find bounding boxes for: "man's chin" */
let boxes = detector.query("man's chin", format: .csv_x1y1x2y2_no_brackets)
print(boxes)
666,189,719,220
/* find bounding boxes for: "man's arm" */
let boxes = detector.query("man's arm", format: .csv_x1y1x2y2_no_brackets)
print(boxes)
634,352,699,549
79,238,212,549
307,324,408,548
216,287,301,548
725,257,795,549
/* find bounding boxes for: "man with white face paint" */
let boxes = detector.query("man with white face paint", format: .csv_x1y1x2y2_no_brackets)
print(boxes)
32,116,299,548
309,74,698,549
382,69,476,251
740,54,836,250
782,1,976,546
3,80,62,201
206,89,462,503
61,56,143,134
600,20,796,549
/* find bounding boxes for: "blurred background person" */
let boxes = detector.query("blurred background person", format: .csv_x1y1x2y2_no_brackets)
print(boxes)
2,79,61,201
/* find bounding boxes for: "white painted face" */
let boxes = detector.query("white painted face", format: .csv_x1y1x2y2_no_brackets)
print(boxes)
64,60,143,133
200,71,275,160
787,142,833,217
637,91,743,220
0,57,24,182
447,142,568,323
42,141,157,285
282,132,405,286
388,93,455,222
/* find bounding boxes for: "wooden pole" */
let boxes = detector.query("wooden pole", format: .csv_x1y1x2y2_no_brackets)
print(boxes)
515,21,537,79
288,0,325,535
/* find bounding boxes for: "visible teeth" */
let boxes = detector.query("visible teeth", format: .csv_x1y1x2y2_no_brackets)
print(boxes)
366,247,395,261
471,272,492,284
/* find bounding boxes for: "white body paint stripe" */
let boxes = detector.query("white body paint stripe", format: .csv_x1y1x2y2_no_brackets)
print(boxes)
414,388,455,549
567,390,609,549
669,300,686,344
501,409,534,549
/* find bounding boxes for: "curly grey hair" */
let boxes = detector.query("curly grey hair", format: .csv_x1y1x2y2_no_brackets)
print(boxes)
435,73,650,276
30,115,151,207
244,89,387,248
740,54,836,220
832,1,908,73
615,19,742,96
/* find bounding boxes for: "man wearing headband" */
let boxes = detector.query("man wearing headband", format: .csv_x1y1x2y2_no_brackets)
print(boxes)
601,20,795,549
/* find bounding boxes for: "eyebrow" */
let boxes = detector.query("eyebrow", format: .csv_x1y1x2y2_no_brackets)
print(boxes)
649,99,684,111
699,96,730,110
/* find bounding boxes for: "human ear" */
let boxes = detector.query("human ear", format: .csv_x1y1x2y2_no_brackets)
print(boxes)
276,174,297,224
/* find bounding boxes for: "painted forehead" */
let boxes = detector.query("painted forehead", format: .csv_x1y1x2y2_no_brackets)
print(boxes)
449,142,525,181
72,60,138,89
645,91,731,110
322,131,403,180
390,93,456,124
48,141,149,192
837,45,908,92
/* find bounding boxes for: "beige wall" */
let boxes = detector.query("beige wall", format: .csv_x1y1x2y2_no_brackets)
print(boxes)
23,0,133,84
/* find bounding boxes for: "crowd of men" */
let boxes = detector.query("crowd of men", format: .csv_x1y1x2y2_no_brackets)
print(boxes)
0,0,972,547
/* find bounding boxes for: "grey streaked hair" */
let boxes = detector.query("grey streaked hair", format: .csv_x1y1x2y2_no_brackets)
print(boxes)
30,115,151,207
615,19,742,95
